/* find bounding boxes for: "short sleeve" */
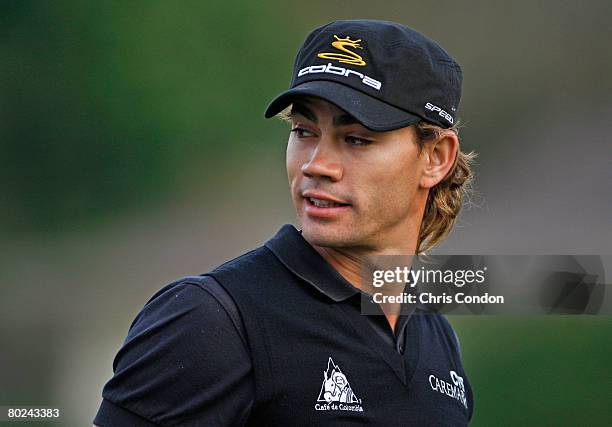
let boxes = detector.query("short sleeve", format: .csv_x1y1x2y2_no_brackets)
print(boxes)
93,276,254,426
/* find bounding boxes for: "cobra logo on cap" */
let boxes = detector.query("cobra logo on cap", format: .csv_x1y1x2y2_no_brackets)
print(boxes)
317,35,367,67
298,34,381,90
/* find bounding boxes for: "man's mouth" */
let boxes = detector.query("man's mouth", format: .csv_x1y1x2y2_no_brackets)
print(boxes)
306,197,349,208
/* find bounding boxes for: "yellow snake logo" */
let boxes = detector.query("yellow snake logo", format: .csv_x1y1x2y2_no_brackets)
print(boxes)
317,35,366,66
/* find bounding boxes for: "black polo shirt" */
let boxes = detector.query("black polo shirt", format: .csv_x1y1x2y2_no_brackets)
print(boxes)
94,225,473,426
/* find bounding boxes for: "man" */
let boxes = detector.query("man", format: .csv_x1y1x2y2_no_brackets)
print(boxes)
94,19,475,426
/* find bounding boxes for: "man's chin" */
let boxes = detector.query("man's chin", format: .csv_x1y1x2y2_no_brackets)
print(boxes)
300,223,358,249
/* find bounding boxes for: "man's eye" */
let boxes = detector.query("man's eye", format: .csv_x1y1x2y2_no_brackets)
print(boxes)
290,127,315,138
346,136,373,146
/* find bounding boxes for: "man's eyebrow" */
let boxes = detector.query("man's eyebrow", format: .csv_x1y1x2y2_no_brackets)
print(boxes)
290,102,362,128
290,102,317,123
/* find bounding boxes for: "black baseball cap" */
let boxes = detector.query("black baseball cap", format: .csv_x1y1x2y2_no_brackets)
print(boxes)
264,20,462,131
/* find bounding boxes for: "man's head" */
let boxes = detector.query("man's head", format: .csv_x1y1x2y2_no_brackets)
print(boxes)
332,371,347,387
266,20,475,254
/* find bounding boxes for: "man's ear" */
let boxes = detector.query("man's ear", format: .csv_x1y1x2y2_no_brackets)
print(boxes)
419,131,459,189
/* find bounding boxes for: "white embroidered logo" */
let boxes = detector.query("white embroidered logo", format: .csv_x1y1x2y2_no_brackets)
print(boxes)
429,370,468,409
314,357,364,412
298,63,382,90
424,102,454,124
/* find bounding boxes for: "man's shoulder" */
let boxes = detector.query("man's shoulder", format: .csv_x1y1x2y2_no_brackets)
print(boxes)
142,274,217,306
126,275,235,334
141,245,272,303
206,244,283,280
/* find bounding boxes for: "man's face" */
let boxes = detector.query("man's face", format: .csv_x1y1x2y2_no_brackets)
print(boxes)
333,372,347,387
286,96,429,252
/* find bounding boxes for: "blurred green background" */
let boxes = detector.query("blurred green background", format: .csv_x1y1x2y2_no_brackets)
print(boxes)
1,1,610,426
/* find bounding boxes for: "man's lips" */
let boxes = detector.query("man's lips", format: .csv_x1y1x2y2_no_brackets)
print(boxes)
301,191,351,218
301,191,350,207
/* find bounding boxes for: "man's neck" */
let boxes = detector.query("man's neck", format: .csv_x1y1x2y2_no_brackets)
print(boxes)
311,242,417,333
311,243,417,291
313,245,363,290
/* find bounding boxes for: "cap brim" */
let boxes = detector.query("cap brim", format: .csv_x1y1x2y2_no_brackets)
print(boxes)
264,80,422,132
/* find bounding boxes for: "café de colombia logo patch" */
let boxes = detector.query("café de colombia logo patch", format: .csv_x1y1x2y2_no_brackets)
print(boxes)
315,357,364,412
298,35,383,91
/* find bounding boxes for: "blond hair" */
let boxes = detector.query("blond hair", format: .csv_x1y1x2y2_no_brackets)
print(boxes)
414,122,477,254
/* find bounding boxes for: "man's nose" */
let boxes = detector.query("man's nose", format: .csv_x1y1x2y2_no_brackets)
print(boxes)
301,137,343,181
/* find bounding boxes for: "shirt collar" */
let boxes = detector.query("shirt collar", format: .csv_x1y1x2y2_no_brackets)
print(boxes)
264,224,359,302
